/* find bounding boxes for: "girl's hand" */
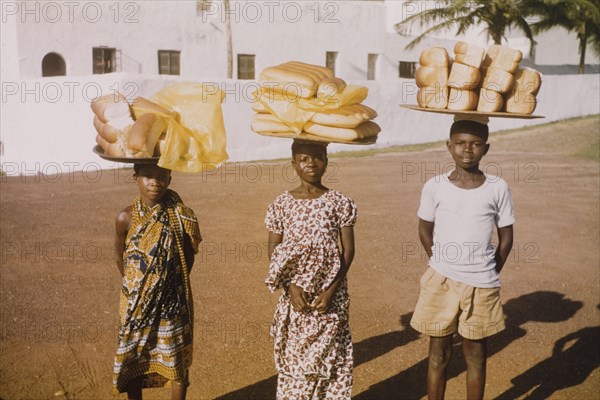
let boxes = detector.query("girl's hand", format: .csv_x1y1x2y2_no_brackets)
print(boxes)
311,288,335,314
288,284,310,312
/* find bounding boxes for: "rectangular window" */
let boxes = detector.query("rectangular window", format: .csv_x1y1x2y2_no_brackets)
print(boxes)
399,61,416,78
367,53,379,80
93,47,116,74
158,50,181,75
237,54,255,80
326,51,338,74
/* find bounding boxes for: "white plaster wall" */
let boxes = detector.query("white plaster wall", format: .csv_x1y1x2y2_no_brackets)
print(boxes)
1,72,598,176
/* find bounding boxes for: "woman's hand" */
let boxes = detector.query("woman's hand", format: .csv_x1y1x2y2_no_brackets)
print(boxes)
311,286,336,314
288,284,310,312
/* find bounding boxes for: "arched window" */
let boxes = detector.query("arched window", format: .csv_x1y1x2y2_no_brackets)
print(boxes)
42,52,66,77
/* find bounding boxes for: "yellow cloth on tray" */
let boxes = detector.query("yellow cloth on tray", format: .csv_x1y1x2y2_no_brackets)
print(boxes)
254,85,369,134
131,82,228,173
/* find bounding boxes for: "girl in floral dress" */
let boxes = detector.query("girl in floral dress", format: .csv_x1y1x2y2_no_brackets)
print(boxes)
265,140,357,399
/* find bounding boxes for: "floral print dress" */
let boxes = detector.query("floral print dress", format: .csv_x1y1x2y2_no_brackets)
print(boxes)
265,190,357,399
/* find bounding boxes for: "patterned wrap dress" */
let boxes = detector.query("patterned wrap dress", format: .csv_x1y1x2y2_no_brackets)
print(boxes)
265,190,357,399
113,189,201,393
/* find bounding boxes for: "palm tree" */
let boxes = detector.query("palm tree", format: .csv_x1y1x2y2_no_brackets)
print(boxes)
531,0,600,74
395,0,537,54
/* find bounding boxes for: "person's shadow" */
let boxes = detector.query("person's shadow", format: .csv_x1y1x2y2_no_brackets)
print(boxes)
353,291,584,399
214,312,420,400
494,306,600,399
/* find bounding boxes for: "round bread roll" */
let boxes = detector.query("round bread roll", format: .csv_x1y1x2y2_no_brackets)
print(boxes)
477,88,504,112
481,67,514,93
90,93,131,123
96,134,126,157
416,66,449,88
417,86,449,109
447,62,481,90
447,88,479,111
419,47,450,67
127,113,167,158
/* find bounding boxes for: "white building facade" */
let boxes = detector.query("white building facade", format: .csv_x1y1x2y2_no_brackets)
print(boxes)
1,0,599,174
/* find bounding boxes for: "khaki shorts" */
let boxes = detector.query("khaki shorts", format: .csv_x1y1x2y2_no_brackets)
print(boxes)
410,268,505,340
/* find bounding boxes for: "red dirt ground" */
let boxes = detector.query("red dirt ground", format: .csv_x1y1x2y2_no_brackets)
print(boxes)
1,116,598,399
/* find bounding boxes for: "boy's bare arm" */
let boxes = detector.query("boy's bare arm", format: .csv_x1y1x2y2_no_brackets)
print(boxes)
418,218,435,259
115,206,133,277
495,225,514,273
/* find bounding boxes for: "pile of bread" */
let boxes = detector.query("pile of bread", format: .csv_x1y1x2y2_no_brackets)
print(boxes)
92,94,172,158
416,42,542,114
251,61,380,142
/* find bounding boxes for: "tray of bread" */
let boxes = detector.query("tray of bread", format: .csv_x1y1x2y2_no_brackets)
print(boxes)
400,105,544,119
92,145,159,163
251,61,381,144
255,131,377,145
405,42,544,118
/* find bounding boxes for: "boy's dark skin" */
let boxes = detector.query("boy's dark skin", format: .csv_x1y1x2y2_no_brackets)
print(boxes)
114,163,194,400
418,128,513,400
267,142,355,315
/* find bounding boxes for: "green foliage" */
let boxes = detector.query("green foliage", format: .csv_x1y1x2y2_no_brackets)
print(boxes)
530,0,600,73
395,0,537,54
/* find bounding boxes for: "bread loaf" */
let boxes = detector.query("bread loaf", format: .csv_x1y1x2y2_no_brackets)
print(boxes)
454,41,485,68
287,61,334,78
251,113,293,133
482,44,522,73
96,134,126,157
317,77,347,103
415,66,448,88
447,88,478,111
93,115,122,144
251,100,269,113
505,91,537,114
419,47,450,67
512,67,542,95
447,63,481,90
417,86,449,109
127,114,167,158
481,67,514,93
304,121,381,140
310,104,377,128
477,88,504,112
90,93,132,124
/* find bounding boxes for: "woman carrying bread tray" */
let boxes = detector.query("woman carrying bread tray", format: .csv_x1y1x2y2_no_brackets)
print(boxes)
112,160,201,400
265,139,357,399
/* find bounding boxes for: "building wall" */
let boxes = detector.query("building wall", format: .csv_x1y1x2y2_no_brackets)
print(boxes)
1,73,598,175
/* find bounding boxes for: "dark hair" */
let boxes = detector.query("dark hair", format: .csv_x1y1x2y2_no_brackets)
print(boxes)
450,120,489,142
133,163,169,176
291,140,328,159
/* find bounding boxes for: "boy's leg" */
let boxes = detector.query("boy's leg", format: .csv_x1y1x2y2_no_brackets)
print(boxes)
427,334,453,400
462,337,487,400
127,376,143,400
171,380,188,400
